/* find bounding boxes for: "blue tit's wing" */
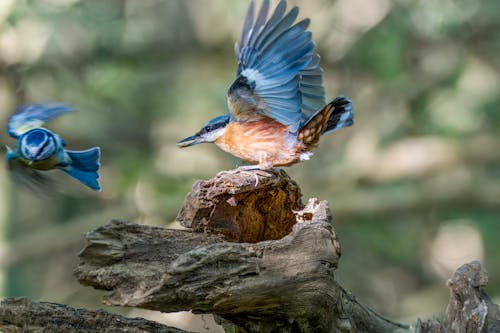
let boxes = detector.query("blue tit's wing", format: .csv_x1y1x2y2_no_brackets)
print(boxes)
7,103,75,138
5,148,53,192
229,0,325,133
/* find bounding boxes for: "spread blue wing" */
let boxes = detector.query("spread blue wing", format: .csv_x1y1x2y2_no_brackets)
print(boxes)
7,103,75,138
299,54,326,127
5,148,53,192
229,0,325,133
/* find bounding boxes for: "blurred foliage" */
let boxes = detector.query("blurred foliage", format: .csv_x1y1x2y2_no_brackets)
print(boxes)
0,0,499,330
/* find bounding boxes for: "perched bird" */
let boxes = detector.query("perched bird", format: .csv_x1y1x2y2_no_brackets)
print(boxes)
5,103,101,191
178,0,353,168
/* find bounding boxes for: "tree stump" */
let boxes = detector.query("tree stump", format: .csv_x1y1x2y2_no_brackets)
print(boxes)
176,168,302,242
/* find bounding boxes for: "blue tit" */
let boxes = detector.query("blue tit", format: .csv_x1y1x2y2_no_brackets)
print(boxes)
5,103,101,191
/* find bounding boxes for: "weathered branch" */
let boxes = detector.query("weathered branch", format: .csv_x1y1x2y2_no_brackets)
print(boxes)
76,207,410,332
75,169,411,332
0,297,188,333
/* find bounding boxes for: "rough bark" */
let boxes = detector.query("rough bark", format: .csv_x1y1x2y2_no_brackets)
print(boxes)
414,261,500,333
414,318,444,333
0,297,188,333
444,261,500,332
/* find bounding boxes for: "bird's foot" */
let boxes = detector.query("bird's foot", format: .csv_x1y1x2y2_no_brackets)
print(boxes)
234,165,276,187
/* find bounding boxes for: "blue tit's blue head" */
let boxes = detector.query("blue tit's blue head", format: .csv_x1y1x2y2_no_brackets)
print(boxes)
177,114,230,147
18,128,58,162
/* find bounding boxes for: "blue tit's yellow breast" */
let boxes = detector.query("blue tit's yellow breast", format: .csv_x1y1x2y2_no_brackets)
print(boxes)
19,154,61,170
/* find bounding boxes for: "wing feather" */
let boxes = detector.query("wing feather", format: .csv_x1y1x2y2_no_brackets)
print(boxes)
229,0,325,133
248,0,270,47
299,54,325,124
240,0,255,47
254,6,299,57
6,155,53,192
7,103,75,138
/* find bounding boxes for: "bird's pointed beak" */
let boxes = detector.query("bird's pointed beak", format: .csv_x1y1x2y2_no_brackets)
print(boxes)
177,134,205,148
5,145,16,160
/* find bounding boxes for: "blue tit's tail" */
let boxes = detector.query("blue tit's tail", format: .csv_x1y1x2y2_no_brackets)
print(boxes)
61,147,101,191
323,96,354,134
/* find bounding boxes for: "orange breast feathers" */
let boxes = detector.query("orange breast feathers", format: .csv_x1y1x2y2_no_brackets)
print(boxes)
214,119,304,167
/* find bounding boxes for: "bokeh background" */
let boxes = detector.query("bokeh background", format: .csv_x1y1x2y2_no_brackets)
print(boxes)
0,0,499,331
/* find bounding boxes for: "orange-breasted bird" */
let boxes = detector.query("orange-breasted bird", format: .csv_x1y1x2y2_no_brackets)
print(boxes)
178,0,353,169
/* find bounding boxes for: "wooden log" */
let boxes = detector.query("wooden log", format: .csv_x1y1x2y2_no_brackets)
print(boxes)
0,297,188,333
75,180,410,332
71,169,500,332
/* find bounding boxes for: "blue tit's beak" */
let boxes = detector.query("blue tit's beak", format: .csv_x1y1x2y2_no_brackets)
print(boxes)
5,145,17,160
177,134,204,148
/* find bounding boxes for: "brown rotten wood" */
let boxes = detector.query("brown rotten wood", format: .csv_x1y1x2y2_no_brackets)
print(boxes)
176,168,303,242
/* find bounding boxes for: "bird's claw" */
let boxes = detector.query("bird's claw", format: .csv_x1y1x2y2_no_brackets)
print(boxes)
234,165,275,187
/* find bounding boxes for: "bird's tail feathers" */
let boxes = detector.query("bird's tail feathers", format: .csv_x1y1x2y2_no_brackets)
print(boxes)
62,147,101,191
66,147,100,171
298,96,353,145
323,96,354,134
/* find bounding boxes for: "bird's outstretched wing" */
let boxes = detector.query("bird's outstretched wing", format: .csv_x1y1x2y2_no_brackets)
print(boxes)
7,103,75,138
229,0,325,133
6,152,53,192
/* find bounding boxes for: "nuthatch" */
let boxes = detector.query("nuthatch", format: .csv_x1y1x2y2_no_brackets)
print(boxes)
178,0,353,168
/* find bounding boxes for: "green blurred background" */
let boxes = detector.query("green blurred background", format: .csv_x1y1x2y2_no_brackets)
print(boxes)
0,0,499,331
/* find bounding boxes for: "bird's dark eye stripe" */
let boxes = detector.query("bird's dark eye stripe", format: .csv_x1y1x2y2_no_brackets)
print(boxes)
35,133,50,154
206,124,218,131
37,135,55,158
198,122,227,135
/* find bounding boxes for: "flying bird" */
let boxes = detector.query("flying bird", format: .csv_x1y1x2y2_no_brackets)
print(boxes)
178,0,353,169
5,103,101,191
